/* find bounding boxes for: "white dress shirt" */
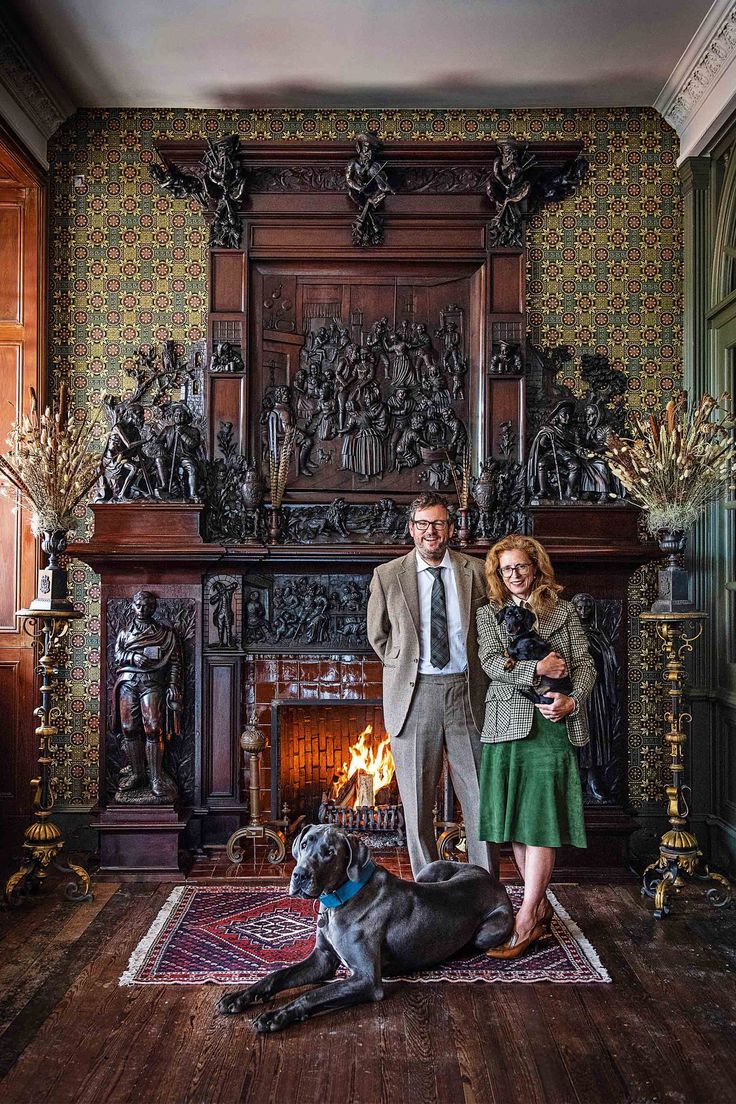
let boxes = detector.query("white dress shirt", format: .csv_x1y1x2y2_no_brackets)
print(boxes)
416,550,466,674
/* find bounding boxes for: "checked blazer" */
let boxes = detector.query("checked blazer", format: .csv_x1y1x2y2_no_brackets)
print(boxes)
476,597,596,748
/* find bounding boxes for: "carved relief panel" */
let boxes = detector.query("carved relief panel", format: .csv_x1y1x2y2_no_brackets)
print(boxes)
252,264,484,501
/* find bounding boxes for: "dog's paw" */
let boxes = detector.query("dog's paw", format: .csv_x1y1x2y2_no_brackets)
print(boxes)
252,1009,289,1034
217,991,252,1015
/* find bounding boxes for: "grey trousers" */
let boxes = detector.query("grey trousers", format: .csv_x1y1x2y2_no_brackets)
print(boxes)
391,672,492,877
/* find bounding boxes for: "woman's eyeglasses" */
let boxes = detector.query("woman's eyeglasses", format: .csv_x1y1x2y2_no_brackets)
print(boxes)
411,519,449,532
499,563,533,578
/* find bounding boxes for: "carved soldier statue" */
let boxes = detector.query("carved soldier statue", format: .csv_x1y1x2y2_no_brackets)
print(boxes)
113,591,182,803
209,577,239,647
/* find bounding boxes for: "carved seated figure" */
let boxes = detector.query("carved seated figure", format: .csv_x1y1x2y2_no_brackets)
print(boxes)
527,401,586,502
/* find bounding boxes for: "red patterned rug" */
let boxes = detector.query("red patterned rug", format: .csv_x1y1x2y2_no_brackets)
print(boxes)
120,884,610,987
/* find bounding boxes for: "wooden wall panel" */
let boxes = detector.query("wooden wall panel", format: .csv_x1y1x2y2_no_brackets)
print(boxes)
211,250,246,312
490,253,524,313
0,344,21,627
0,202,22,322
0,121,46,827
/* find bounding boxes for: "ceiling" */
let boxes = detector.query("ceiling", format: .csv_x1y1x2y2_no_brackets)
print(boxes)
7,0,714,111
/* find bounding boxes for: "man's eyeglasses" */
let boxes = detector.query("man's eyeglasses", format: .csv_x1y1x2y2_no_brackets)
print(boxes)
499,563,533,578
411,519,450,532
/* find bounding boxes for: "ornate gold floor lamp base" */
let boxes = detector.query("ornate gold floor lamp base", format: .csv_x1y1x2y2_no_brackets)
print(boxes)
4,609,93,906
640,612,733,918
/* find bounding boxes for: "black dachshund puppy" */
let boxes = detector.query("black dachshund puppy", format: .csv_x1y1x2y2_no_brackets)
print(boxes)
496,604,573,704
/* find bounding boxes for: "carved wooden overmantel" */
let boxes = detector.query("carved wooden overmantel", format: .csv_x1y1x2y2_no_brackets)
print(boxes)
69,138,652,878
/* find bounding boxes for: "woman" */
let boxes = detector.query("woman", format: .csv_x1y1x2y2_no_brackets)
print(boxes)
476,535,595,958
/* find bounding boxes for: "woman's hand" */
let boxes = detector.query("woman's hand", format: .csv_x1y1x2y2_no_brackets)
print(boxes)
536,692,575,722
535,651,567,679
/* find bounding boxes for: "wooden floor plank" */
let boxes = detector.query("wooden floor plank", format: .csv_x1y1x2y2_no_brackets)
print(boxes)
1,879,735,1104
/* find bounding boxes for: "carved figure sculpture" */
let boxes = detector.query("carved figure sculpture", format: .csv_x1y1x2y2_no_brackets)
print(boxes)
571,594,621,803
345,133,394,246
99,402,151,501
526,400,585,502
244,589,268,642
151,403,204,501
210,342,244,373
151,134,246,248
209,577,239,648
486,141,535,247
489,340,523,375
113,591,182,803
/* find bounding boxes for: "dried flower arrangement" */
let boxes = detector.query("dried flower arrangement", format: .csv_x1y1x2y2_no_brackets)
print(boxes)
0,384,100,536
605,391,736,535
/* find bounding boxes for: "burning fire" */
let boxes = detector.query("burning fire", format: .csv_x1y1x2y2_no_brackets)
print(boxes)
332,724,395,808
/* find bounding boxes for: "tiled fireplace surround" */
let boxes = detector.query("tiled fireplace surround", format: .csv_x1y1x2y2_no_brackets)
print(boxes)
243,654,385,823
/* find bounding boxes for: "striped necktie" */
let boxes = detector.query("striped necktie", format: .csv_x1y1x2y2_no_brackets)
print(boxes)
426,566,450,669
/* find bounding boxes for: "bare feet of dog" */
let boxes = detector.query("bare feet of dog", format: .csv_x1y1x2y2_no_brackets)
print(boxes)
217,983,267,1015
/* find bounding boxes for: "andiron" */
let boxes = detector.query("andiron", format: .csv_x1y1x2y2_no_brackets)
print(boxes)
640,611,732,918
5,608,93,905
226,722,287,865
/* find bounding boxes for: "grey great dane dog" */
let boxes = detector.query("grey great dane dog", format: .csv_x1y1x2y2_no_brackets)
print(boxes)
217,823,514,1032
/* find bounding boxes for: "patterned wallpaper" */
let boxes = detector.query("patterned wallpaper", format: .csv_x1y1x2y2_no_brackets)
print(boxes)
46,107,681,811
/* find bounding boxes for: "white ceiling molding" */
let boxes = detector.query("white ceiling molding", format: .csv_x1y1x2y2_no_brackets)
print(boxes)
656,0,736,162
0,11,74,168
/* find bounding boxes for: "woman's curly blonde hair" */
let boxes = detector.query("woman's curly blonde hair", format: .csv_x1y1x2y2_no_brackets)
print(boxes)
484,534,563,617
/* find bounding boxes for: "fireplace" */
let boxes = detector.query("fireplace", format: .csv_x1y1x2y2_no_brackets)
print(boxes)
270,699,402,831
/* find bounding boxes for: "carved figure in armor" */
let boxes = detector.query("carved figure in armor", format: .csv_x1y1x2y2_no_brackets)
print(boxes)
244,589,268,642
571,594,620,803
387,330,417,390
486,141,534,246
209,577,238,648
150,403,204,501
489,340,522,375
386,387,416,470
113,591,181,803
527,400,585,502
99,402,150,501
338,382,388,481
345,133,394,246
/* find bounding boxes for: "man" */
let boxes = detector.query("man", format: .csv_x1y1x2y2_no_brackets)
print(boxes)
367,492,492,876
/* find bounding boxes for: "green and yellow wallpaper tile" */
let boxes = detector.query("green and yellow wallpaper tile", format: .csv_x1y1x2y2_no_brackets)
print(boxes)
47,106,681,811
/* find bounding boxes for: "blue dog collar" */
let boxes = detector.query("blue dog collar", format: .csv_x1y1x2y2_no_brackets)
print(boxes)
318,860,377,909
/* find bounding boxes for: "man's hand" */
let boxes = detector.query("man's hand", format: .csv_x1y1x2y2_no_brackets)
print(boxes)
535,651,567,679
536,691,575,722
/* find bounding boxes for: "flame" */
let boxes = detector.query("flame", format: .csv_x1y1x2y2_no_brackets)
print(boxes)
333,724,395,803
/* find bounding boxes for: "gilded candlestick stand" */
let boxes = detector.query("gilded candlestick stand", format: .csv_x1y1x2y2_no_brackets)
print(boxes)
5,607,93,904
640,611,732,918
226,722,287,864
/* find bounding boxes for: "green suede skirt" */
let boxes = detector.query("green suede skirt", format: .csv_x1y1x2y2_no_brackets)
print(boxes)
478,709,587,848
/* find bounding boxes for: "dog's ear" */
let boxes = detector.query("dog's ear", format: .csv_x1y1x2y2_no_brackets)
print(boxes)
291,823,312,861
345,835,372,882
495,607,507,626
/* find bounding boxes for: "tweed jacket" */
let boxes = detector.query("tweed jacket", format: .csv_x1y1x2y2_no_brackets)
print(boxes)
367,548,490,737
476,598,596,748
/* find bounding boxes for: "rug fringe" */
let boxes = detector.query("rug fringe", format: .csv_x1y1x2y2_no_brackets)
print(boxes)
119,884,189,987
545,888,611,983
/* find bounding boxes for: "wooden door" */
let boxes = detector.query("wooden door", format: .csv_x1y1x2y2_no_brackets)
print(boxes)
0,122,46,841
